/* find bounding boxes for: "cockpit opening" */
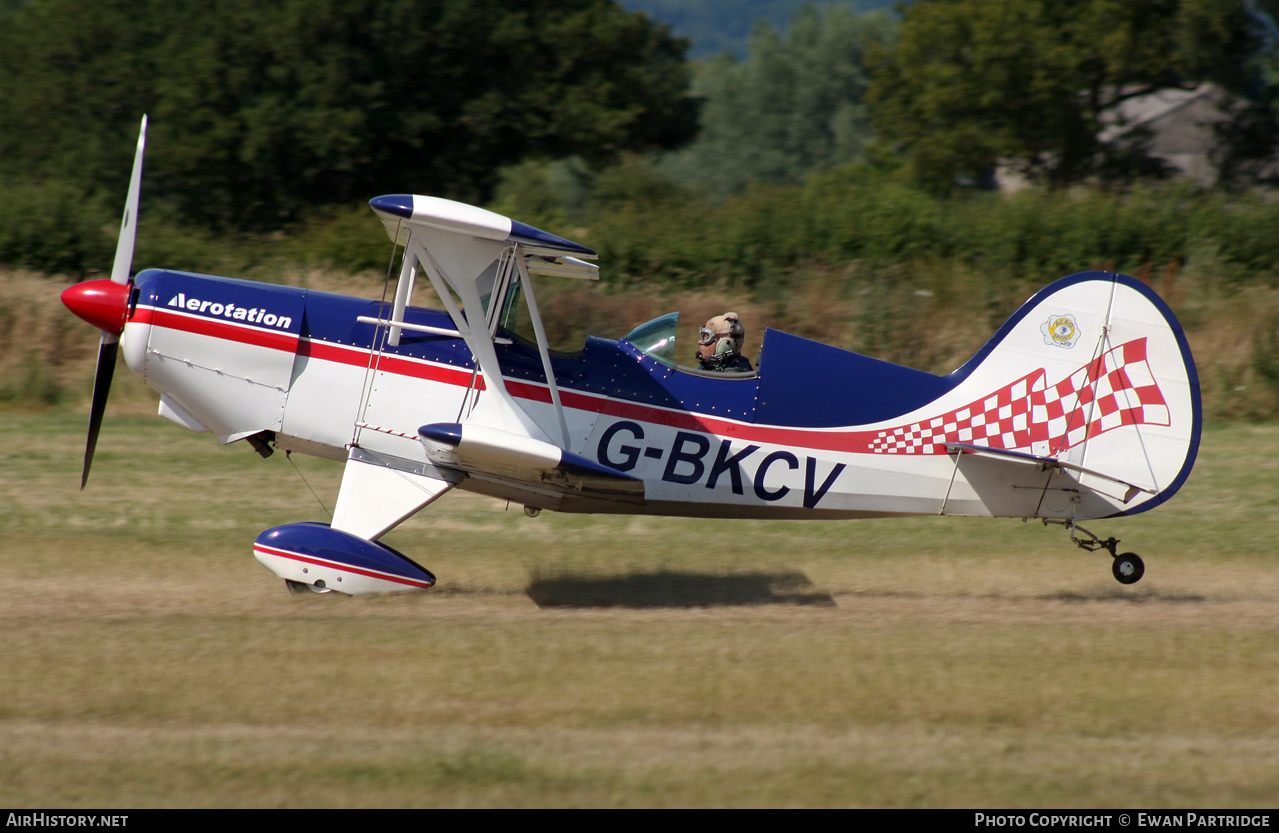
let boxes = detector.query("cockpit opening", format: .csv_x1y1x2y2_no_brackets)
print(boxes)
622,311,757,378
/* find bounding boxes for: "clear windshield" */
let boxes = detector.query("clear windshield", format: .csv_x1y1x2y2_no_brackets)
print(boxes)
622,311,678,368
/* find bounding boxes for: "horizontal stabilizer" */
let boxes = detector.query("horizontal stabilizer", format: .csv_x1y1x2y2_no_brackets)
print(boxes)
946,442,1152,503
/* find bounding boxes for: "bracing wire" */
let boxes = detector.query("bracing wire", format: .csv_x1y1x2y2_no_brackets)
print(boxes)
286,450,331,518
353,220,404,447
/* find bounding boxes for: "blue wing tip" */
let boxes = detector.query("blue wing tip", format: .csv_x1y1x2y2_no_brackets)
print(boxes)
510,220,596,256
418,423,463,446
369,194,415,219
559,449,640,481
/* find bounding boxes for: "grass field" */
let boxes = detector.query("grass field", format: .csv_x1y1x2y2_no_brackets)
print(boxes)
1,411,1277,807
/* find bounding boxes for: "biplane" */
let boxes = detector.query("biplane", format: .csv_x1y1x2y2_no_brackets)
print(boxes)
62,118,1200,594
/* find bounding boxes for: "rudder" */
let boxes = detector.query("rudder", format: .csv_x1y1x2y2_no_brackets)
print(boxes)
940,271,1200,518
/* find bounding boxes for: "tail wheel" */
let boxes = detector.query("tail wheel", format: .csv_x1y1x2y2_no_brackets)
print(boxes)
1045,520,1148,586
1112,552,1145,585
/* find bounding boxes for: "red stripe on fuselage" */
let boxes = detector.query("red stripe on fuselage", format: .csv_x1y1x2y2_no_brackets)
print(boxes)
132,303,878,453
134,306,299,352
296,337,482,389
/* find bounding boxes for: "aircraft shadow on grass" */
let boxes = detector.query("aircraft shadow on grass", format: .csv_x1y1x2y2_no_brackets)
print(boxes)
525,570,836,609
1040,589,1207,604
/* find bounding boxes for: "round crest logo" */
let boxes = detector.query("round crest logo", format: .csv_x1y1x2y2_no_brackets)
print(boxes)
1041,314,1080,348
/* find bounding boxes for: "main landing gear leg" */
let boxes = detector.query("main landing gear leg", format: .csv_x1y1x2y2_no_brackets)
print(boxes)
1044,519,1145,585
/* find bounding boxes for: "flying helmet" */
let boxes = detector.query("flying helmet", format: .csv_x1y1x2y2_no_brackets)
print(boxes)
697,312,745,368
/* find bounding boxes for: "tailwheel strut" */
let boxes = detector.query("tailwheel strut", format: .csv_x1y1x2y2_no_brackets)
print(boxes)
1044,519,1145,585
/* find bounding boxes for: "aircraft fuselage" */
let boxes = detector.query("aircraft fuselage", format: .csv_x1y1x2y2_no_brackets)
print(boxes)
113,267,1195,524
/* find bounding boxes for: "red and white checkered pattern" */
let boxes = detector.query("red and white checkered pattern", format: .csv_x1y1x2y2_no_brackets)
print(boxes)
867,339,1169,456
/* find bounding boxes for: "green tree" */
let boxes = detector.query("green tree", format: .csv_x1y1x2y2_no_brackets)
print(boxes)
663,5,897,195
0,0,29,20
0,0,696,231
868,0,1265,190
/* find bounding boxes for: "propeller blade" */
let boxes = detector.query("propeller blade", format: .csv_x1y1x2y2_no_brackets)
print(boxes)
77,114,146,487
81,335,119,489
110,114,147,286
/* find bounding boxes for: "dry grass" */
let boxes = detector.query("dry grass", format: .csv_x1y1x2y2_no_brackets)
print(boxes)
0,412,1277,807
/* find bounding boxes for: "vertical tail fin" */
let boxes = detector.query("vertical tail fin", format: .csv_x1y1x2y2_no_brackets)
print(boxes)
936,271,1200,517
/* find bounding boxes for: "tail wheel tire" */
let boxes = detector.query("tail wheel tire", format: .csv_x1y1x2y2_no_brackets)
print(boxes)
1112,552,1145,585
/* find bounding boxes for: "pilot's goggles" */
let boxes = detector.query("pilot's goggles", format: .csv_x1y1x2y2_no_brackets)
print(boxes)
699,327,725,346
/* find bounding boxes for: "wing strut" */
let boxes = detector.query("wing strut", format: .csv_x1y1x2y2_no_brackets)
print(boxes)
515,247,570,448
367,195,597,446
410,238,490,422
388,247,417,347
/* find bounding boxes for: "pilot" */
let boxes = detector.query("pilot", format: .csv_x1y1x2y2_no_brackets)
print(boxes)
696,312,753,372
